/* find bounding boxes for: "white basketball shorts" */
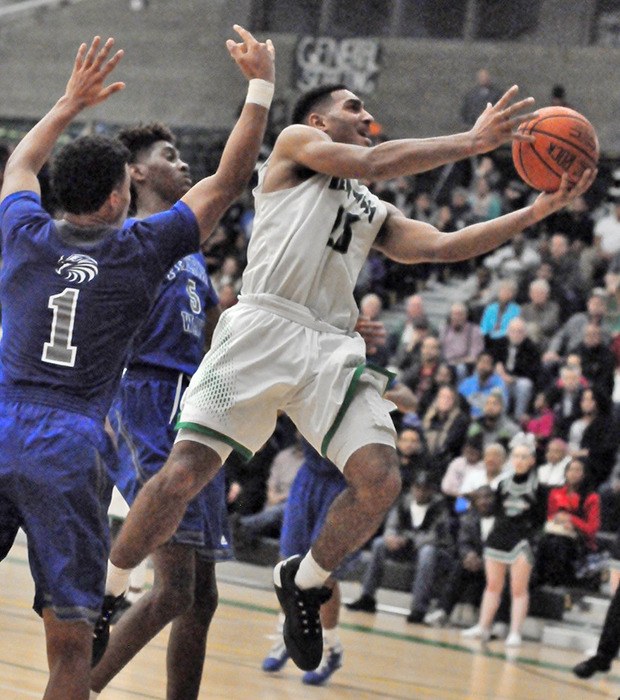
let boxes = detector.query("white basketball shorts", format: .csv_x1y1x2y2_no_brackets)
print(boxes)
175,295,396,471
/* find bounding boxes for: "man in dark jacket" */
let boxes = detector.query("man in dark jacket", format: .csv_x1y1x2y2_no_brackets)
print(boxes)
346,471,453,623
487,317,541,420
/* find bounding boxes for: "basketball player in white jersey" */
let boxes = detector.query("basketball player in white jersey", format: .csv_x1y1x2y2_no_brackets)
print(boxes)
100,83,596,672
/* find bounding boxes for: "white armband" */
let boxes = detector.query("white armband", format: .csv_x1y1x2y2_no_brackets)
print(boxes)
245,79,274,109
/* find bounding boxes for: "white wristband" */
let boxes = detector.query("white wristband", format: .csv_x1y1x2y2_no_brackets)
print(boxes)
245,78,274,109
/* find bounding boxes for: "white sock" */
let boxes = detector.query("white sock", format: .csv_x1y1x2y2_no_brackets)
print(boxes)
294,552,331,590
323,626,340,649
105,561,131,597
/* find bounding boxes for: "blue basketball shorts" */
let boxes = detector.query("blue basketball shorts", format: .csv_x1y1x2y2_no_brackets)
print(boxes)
0,399,116,623
280,463,358,579
109,373,232,562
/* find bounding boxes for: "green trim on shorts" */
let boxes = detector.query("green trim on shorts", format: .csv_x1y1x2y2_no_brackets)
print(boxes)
321,363,366,458
365,362,397,386
175,421,253,461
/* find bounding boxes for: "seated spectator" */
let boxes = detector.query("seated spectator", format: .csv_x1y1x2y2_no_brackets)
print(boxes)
543,233,587,319
534,458,601,587
441,435,485,500
396,426,431,491
489,317,541,421
545,364,586,440
359,293,390,367
399,335,443,405
480,278,521,342
459,351,508,419
520,279,560,351
439,302,484,383
543,288,612,371
469,175,502,222
537,438,571,490
460,442,509,496
388,294,436,364
421,385,470,482
417,362,462,418
568,387,618,489
593,197,620,274
466,390,520,453
575,322,616,398
235,434,304,540
484,232,540,285
346,472,454,623
464,266,498,323
425,485,496,627
522,391,555,459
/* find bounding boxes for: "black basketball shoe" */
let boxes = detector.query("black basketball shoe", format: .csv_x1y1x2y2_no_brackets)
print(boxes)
573,654,611,679
273,555,332,672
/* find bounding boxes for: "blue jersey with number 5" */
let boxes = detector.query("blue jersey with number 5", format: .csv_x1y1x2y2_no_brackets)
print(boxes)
0,191,199,421
126,251,219,375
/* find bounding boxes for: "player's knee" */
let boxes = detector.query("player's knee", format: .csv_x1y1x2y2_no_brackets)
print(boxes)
346,448,401,512
152,584,195,620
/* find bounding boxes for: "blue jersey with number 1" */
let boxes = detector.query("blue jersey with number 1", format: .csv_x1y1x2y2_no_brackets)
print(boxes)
0,191,199,421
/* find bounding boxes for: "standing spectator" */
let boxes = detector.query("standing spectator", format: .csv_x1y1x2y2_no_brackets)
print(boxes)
520,279,560,352
459,352,508,419
567,387,618,489
534,458,600,587
544,232,587,317
460,68,503,128
346,472,454,624
594,197,620,271
462,437,545,647
439,302,485,382
489,317,541,420
480,278,521,341
421,385,470,482
425,485,496,627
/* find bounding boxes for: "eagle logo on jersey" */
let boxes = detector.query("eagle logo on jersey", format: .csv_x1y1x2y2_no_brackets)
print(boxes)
55,254,99,283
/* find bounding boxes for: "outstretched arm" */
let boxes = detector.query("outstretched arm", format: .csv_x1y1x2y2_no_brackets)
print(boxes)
0,37,124,200
374,169,597,264
181,25,275,242
273,85,536,182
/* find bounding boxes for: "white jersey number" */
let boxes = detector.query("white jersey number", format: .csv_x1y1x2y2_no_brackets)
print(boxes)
42,288,79,367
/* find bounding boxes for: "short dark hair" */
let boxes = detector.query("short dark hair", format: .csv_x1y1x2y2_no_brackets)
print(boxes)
51,135,130,215
291,83,347,125
117,122,176,162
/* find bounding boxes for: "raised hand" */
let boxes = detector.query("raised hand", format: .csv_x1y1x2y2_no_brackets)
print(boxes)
64,36,125,109
469,85,537,154
532,168,598,220
226,24,275,83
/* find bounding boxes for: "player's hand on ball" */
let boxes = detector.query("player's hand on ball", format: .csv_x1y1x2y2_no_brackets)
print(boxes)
470,85,538,154
533,169,597,219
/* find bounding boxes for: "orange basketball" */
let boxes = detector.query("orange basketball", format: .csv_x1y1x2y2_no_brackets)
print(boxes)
512,106,599,192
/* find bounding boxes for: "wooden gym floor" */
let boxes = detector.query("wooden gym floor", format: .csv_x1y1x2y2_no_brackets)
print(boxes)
2,540,619,699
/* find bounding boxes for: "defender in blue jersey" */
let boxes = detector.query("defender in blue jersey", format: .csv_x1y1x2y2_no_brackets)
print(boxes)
90,123,232,700
0,32,274,699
